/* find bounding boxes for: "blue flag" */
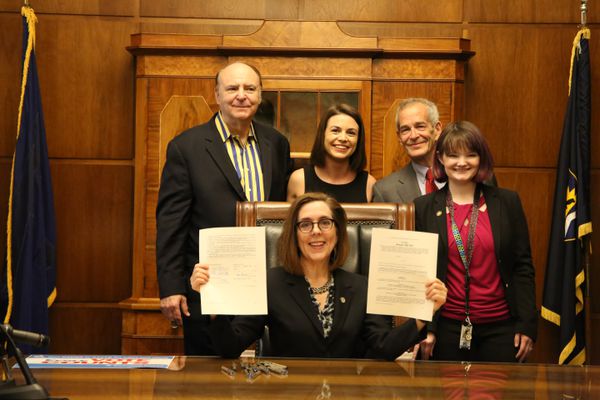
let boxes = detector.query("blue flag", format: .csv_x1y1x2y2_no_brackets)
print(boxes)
541,28,592,365
1,6,57,354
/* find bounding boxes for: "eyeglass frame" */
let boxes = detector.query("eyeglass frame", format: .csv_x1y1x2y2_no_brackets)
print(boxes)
295,218,336,233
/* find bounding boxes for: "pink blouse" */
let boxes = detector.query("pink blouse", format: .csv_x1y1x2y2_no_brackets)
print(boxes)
441,198,511,324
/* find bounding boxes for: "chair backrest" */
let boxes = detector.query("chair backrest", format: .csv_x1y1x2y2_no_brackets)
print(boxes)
236,201,415,276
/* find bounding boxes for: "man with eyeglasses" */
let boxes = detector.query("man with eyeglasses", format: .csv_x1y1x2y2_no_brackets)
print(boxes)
373,98,443,203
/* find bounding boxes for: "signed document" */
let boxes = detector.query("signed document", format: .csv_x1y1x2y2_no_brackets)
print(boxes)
199,226,267,315
367,228,438,321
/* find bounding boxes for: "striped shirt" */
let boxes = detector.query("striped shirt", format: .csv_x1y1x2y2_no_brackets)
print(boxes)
215,112,265,201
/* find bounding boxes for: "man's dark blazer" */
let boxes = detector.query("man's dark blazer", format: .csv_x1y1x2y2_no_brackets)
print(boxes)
156,114,292,302
210,267,424,360
414,184,538,340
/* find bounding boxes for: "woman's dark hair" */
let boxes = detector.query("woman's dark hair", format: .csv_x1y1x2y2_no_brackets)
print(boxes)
310,104,367,172
432,120,494,183
278,192,348,275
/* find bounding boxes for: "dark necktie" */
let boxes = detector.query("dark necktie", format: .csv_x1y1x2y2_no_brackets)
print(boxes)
425,168,437,194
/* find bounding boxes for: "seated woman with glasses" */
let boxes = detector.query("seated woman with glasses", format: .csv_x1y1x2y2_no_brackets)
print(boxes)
190,192,447,360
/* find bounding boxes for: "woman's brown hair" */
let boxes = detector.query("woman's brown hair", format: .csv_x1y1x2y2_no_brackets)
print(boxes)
278,192,348,275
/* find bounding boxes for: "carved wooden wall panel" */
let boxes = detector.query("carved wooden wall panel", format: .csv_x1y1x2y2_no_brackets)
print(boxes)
140,0,300,19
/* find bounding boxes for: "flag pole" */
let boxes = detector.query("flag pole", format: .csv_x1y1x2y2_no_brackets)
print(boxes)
580,0,588,27
580,0,591,368
584,236,592,365
581,0,591,366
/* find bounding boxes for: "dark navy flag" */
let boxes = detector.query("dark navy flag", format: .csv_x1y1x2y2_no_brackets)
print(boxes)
1,6,57,354
541,28,592,365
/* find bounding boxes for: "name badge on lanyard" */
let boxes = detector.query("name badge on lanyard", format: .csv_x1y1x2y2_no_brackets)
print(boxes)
460,316,473,350
446,186,481,351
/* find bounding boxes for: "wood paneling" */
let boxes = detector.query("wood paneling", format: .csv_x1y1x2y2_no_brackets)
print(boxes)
139,55,223,78
247,57,372,80
374,59,461,81
371,81,456,179
121,309,182,355
0,1,136,15
340,22,464,39
49,305,122,354
494,168,557,364
52,162,133,302
465,25,592,168
143,247,158,298
139,19,262,35
145,79,218,190
222,21,377,49
0,14,22,156
140,0,299,19
590,171,600,315
0,160,10,272
303,0,463,22
465,0,600,23
35,15,136,159
589,169,600,364
493,169,555,298
159,96,213,174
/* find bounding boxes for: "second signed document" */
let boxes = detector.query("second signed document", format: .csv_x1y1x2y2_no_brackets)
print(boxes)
367,228,438,321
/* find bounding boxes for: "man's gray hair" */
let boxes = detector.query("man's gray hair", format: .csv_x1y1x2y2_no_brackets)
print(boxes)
395,98,439,128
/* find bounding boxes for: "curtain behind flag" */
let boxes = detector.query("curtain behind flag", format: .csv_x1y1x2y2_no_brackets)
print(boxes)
0,6,57,354
541,28,592,365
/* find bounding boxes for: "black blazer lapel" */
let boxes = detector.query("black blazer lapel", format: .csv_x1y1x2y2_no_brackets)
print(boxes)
483,186,503,263
432,188,449,281
434,189,448,251
285,274,323,335
327,271,355,343
203,123,246,200
256,127,273,199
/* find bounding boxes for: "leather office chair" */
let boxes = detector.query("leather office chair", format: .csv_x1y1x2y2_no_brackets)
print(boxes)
236,201,415,356
236,201,415,275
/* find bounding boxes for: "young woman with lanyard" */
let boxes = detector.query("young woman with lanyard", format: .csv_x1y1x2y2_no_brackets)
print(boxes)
414,121,537,362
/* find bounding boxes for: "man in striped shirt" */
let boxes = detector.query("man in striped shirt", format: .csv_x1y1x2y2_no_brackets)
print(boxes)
156,62,292,355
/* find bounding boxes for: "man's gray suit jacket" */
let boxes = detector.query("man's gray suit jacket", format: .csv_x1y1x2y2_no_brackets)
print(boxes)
372,164,422,203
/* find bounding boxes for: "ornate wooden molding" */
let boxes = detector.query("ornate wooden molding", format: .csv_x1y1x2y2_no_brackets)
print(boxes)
128,21,473,60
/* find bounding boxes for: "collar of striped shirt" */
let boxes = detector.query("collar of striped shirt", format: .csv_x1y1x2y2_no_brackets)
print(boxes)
214,111,265,201
215,111,258,145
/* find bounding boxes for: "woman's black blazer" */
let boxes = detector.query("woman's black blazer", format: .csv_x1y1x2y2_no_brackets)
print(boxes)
414,185,538,340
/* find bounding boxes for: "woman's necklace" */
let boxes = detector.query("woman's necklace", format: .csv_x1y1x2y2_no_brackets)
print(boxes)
306,275,333,294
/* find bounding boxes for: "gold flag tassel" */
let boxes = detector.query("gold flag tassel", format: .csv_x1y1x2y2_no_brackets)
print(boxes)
4,5,38,324
568,28,590,95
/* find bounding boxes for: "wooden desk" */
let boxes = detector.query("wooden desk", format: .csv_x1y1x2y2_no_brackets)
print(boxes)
20,357,600,399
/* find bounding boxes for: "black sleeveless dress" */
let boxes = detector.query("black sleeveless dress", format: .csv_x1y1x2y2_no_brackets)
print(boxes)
303,165,369,203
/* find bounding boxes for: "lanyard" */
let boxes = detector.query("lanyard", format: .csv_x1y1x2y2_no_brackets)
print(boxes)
446,186,481,320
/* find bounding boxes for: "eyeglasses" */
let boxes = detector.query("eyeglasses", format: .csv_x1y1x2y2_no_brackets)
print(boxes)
296,218,335,233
